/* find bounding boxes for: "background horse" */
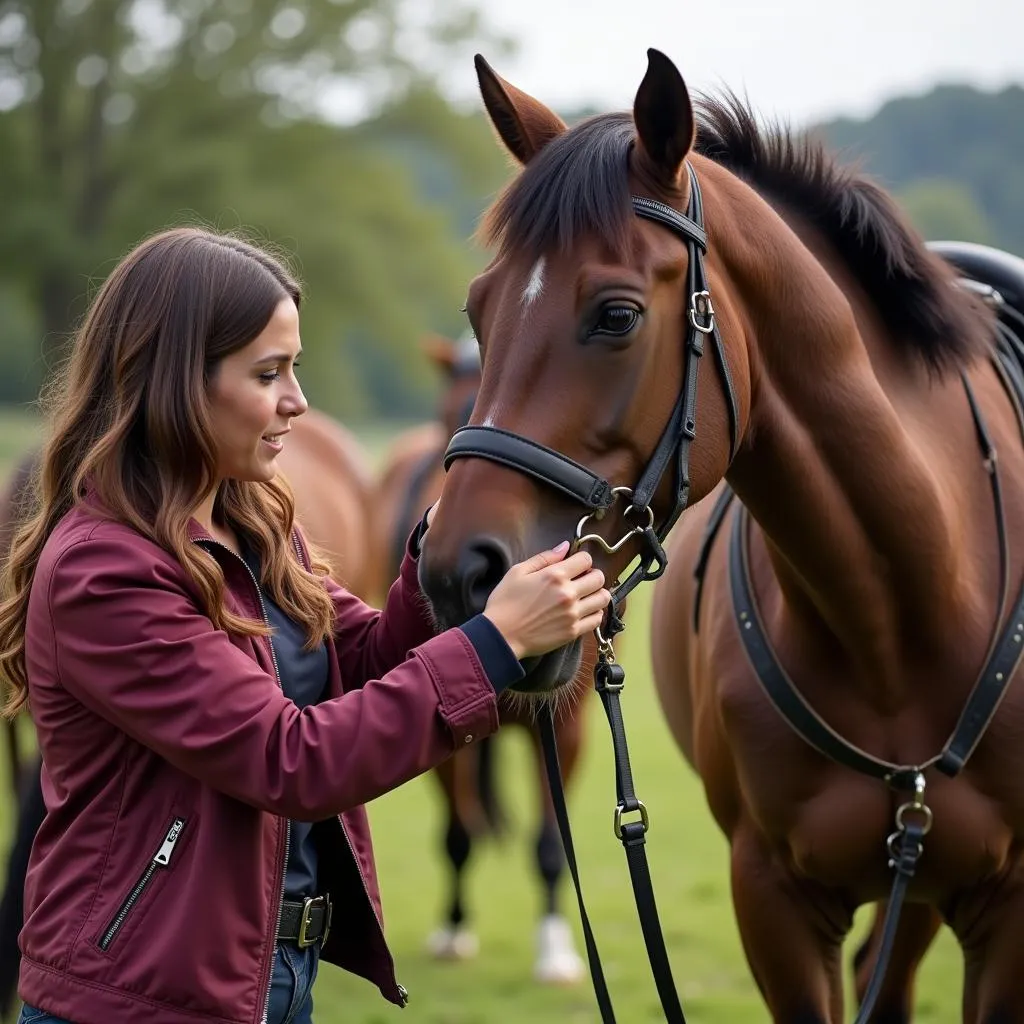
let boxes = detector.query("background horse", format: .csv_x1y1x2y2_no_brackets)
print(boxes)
276,407,377,600
0,449,44,1020
374,333,588,983
419,49,1024,1022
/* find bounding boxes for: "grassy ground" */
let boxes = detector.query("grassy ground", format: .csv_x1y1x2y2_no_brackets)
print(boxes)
0,410,966,1023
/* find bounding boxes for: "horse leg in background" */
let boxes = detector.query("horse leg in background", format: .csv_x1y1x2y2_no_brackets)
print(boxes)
732,824,850,1023
851,901,942,1023
528,702,586,985
0,755,45,1019
3,721,21,803
425,747,492,961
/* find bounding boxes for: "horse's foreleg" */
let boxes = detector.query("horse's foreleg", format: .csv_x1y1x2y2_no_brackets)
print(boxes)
4,718,21,799
732,824,850,1023
529,711,585,984
425,756,479,960
443,812,472,928
960,881,1024,1024
851,901,941,1023
0,755,44,1018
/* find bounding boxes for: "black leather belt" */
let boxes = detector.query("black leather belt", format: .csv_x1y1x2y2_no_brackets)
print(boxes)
277,895,332,948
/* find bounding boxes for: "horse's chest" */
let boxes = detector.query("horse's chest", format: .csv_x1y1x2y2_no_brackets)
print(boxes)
705,656,1024,897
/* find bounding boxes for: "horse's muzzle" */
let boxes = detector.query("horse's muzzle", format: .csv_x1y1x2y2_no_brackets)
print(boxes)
418,533,513,629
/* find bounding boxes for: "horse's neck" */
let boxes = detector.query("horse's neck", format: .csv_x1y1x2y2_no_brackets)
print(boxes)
717,206,990,688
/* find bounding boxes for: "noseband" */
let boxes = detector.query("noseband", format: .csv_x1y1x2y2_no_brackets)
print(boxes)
443,164,740,629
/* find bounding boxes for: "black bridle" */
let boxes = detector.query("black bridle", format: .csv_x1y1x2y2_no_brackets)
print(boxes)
441,164,739,1024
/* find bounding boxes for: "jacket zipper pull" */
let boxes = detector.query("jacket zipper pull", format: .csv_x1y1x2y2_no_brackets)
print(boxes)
154,818,186,866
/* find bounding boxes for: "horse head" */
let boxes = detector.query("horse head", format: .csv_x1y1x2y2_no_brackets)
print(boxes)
419,51,748,692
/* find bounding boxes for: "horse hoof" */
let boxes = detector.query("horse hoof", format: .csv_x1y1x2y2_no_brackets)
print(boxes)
425,925,479,961
533,913,585,985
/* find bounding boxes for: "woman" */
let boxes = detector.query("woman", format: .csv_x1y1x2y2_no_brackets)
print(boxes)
0,228,609,1024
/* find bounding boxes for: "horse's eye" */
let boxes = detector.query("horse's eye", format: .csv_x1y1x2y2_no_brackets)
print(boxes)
590,305,640,338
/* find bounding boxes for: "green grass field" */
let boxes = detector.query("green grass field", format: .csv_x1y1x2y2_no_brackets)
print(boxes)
0,411,966,1023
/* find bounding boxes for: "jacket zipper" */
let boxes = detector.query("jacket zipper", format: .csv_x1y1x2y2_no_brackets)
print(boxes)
99,818,185,951
196,538,288,1024
289,537,406,1005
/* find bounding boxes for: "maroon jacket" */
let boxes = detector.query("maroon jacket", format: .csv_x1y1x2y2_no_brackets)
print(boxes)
18,502,499,1024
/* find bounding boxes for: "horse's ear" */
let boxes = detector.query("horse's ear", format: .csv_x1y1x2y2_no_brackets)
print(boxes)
420,332,457,373
633,49,695,189
475,54,567,165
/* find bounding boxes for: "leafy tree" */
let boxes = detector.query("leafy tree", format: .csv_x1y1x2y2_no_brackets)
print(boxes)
0,0,507,415
895,178,996,247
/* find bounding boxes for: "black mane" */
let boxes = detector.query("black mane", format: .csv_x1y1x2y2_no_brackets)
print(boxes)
482,99,988,370
694,94,987,369
481,112,637,259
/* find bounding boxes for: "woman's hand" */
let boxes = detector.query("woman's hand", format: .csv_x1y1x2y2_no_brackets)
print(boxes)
482,541,611,659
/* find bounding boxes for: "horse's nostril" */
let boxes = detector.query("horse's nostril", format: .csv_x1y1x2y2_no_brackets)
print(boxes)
459,537,512,615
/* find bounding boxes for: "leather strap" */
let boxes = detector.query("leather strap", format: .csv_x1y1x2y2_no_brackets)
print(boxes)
539,690,687,1024
277,896,331,947
538,705,619,1024
631,195,707,251
729,505,930,788
855,821,927,1023
692,485,739,631
728,337,1024,788
444,426,614,511
443,165,741,608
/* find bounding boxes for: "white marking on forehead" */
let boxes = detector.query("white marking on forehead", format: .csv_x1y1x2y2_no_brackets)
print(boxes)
522,257,546,306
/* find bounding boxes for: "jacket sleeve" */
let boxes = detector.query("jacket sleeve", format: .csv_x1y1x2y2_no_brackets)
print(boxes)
39,534,499,821
325,542,439,692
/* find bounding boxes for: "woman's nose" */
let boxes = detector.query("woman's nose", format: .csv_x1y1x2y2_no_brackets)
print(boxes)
283,382,308,417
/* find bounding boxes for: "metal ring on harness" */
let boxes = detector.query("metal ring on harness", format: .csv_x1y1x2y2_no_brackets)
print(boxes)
613,800,649,839
574,487,655,555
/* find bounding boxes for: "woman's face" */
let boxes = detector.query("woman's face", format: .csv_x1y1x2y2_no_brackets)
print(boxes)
207,298,307,483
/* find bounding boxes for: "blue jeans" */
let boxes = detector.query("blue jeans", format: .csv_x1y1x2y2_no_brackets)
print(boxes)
16,1007,72,1024
17,942,319,1024
267,941,319,1024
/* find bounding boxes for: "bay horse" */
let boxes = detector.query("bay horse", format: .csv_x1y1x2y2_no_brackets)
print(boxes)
371,333,481,601
276,406,378,600
374,332,588,983
418,49,1024,1022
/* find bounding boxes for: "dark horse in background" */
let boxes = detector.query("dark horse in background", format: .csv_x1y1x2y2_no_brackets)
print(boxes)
419,48,1024,1022
0,454,44,1020
373,333,588,983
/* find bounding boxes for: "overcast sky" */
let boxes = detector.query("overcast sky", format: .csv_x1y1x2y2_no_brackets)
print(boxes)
440,0,1023,126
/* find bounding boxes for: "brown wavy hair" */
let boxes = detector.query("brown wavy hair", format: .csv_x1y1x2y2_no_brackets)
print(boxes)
0,227,336,717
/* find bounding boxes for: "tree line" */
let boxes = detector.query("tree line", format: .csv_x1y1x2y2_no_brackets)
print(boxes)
0,3,1019,420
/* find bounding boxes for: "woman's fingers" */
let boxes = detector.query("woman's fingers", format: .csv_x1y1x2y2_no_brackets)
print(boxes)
577,589,612,617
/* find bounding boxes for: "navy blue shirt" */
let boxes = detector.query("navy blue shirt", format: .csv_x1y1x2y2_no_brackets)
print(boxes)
241,544,328,899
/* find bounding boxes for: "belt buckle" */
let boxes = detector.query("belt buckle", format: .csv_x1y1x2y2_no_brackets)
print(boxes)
297,895,331,949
